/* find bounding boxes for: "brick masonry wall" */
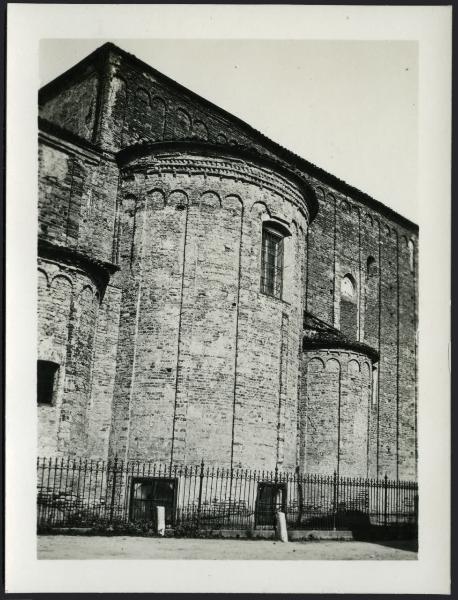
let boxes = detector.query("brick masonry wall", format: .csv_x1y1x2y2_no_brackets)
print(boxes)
305,188,335,325
86,284,123,459
95,50,275,153
38,134,119,264
107,151,308,470
37,259,101,456
299,349,373,478
38,45,418,480
397,236,417,480
40,68,99,142
303,182,418,479
38,133,120,457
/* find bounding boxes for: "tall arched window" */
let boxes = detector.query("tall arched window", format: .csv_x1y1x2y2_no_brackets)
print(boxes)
260,222,287,299
340,274,357,338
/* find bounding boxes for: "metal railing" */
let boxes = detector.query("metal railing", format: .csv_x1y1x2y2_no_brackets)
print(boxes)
37,457,418,534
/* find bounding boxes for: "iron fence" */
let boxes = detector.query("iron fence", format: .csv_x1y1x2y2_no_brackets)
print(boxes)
37,457,418,534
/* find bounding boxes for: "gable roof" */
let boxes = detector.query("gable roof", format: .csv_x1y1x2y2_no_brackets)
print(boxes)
303,311,379,362
39,42,417,232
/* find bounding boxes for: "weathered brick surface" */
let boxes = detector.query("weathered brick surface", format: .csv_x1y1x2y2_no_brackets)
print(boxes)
38,134,118,264
299,355,339,475
40,69,99,142
37,259,101,456
305,188,334,324
105,152,307,470
300,350,372,477
37,43,418,481
301,177,417,479
37,133,119,457
86,284,122,459
397,236,417,480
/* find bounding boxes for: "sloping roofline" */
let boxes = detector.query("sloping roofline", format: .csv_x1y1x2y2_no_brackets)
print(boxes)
39,42,418,232
303,311,379,362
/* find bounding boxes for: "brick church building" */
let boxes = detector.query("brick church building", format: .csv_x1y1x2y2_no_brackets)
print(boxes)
38,43,418,481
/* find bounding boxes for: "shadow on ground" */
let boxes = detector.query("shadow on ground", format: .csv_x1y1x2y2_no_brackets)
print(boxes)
296,510,417,551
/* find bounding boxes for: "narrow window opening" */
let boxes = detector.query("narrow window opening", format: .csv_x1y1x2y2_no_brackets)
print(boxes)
340,274,357,338
367,256,377,277
260,225,285,299
37,360,59,405
371,364,379,406
341,274,356,299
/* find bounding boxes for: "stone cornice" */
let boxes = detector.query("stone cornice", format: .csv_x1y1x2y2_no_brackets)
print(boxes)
117,141,318,222
302,339,379,363
38,238,119,297
38,118,112,162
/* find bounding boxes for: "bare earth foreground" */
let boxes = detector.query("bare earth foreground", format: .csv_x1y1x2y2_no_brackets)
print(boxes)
38,536,417,560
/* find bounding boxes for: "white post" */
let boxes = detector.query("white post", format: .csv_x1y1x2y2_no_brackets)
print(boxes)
276,510,288,543
156,506,165,537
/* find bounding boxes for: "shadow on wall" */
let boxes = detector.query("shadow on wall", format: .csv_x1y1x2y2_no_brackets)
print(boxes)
298,510,418,546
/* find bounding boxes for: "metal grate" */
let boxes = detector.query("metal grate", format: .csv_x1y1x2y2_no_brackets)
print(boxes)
37,458,418,535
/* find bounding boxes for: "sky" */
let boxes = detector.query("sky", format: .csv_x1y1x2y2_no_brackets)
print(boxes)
40,39,418,222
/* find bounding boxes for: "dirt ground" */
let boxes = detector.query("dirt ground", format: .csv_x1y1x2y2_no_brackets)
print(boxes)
37,535,417,560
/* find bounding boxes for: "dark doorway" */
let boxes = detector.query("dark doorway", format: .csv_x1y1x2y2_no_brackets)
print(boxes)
255,482,287,526
37,360,59,405
129,477,177,526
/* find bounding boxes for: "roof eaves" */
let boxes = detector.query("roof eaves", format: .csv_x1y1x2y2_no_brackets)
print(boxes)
38,42,418,232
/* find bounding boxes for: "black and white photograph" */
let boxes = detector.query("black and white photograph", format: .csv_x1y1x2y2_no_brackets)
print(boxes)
5,4,451,595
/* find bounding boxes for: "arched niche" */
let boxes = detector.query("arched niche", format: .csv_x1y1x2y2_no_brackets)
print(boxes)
340,274,357,339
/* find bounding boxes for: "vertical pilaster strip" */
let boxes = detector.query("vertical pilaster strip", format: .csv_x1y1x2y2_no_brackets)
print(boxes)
366,365,371,478
170,197,190,467
396,232,400,481
57,288,76,454
111,171,123,264
124,174,149,462
304,225,310,313
333,194,337,326
376,221,382,477
92,46,113,148
414,240,418,478
337,362,342,478
230,204,244,471
276,312,289,467
65,158,76,244
358,208,362,340
86,295,100,413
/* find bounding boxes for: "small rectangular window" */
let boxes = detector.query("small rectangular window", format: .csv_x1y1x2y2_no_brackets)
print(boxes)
260,227,284,299
37,360,59,405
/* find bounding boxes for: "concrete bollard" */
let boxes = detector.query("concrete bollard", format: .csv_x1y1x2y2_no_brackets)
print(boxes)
156,506,165,537
276,511,288,543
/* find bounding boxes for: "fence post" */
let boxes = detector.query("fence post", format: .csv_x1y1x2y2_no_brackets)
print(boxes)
156,506,165,536
110,456,118,523
332,470,338,531
383,473,388,527
296,466,303,527
196,460,204,531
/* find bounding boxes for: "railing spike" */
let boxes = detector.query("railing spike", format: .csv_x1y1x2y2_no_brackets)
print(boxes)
35,458,417,534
